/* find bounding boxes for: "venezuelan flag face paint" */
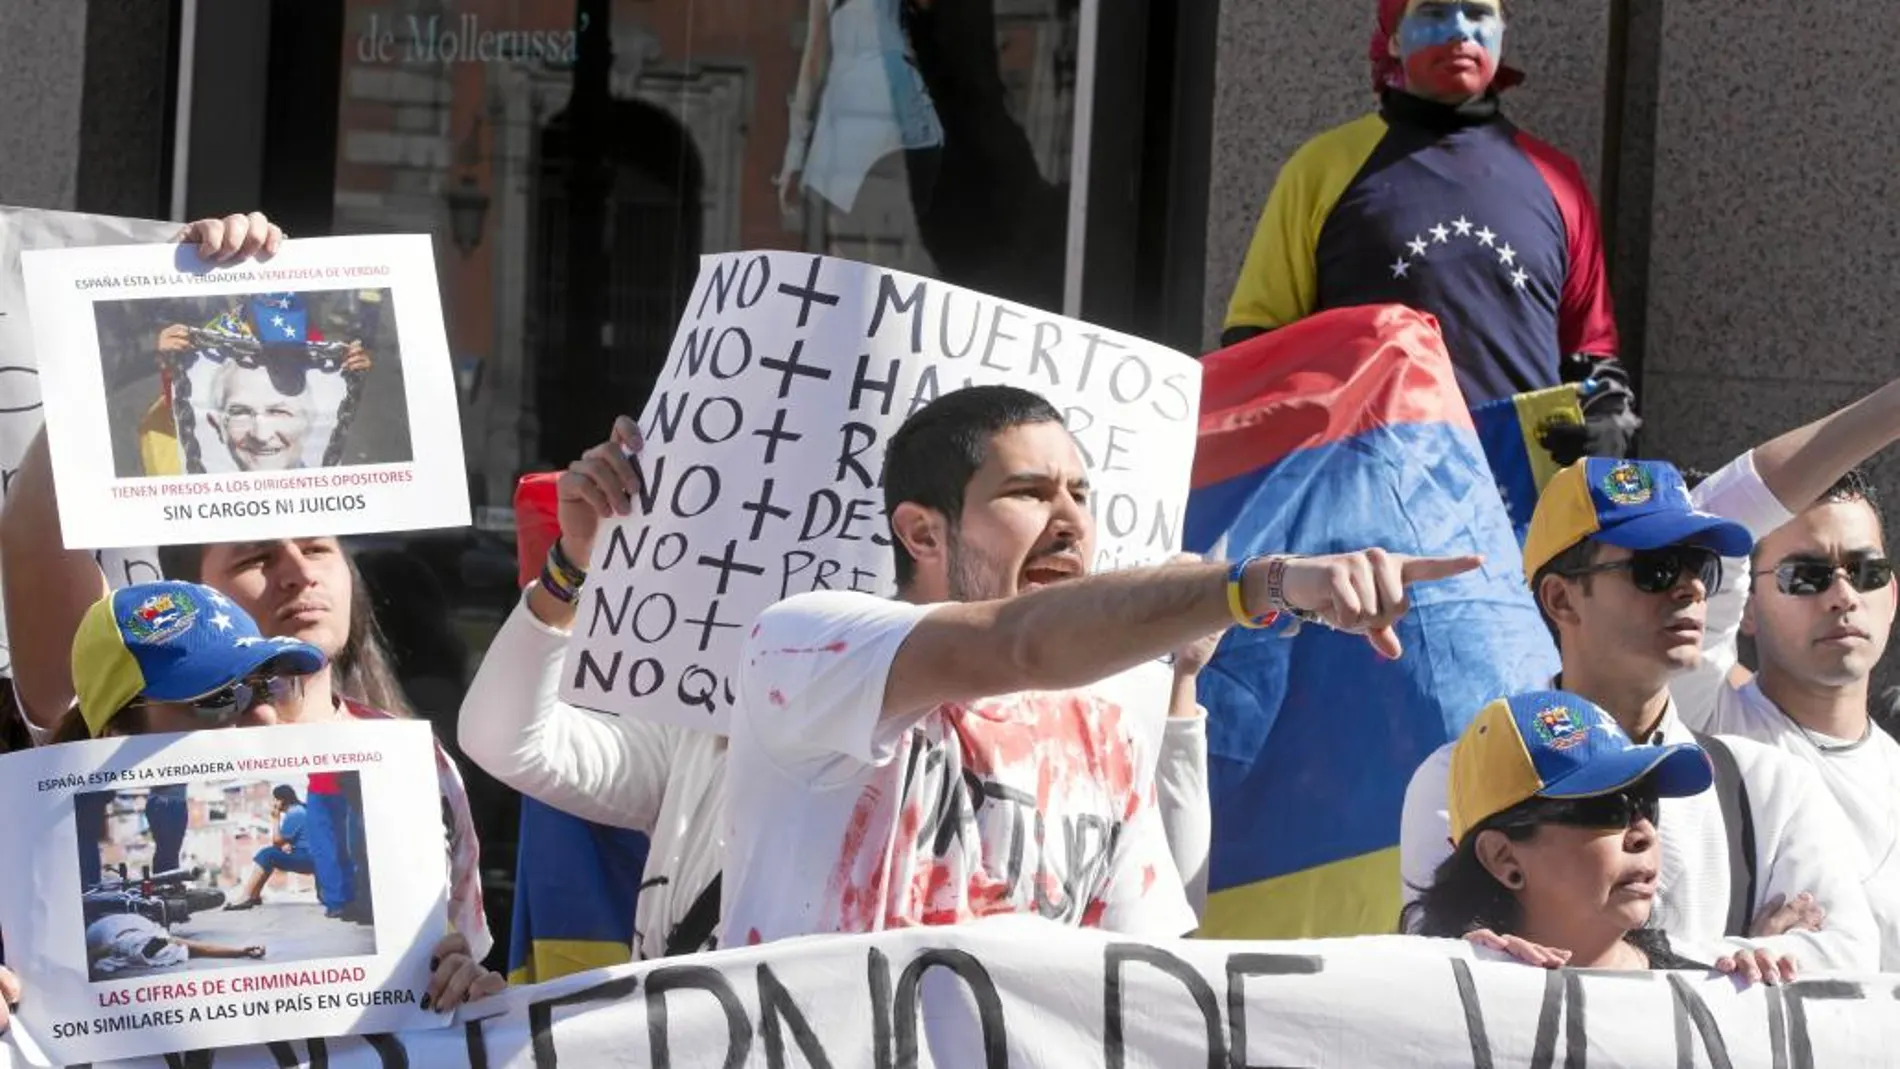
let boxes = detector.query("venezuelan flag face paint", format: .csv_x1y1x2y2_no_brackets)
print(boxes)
1396,0,1505,102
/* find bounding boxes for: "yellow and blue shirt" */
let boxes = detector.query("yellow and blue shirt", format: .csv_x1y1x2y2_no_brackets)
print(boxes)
1224,92,1618,407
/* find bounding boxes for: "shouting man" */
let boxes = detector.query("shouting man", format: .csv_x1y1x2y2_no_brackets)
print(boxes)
723,385,1478,944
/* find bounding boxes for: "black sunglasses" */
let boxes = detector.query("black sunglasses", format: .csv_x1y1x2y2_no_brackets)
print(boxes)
179,674,302,727
1556,546,1724,596
1507,788,1661,832
1751,557,1894,597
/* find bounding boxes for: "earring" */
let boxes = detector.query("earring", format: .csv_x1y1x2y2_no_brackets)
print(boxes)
1504,871,1524,889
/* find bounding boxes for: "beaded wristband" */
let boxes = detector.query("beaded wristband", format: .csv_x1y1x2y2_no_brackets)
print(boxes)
1225,557,1279,630
541,541,588,604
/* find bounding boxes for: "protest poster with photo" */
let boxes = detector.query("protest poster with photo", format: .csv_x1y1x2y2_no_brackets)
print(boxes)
0,720,449,1065
0,207,176,675
560,252,1202,733
20,235,469,550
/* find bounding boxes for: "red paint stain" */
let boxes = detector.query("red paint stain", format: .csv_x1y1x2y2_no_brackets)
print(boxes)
1141,865,1157,895
769,640,850,656
768,688,787,708
1082,899,1107,928
747,928,763,946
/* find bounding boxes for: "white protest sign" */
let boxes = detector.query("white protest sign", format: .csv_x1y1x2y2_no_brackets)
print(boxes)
0,721,451,1065
0,207,177,676
21,235,469,550
560,252,1202,731
5,918,1896,1068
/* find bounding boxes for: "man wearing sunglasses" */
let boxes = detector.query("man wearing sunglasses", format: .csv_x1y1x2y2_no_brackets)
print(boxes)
1402,457,1881,977
1679,469,1900,968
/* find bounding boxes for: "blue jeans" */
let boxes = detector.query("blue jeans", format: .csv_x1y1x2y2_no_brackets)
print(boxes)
145,785,189,873
305,793,356,910
253,845,315,875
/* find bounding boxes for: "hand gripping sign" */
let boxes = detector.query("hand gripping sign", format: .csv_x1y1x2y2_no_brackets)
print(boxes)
560,253,1203,732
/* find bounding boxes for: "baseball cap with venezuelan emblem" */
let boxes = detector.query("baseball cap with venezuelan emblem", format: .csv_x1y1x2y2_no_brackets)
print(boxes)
1446,690,1713,844
1522,458,1754,580
71,581,326,738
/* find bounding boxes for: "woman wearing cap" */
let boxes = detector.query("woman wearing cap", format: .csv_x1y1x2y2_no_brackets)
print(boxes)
36,581,505,1014
1404,690,1796,982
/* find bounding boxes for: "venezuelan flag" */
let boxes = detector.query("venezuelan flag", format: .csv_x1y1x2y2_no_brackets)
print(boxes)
1185,305,1558,939
505,798,651,982
503,473,651,982
1470,385,1585,544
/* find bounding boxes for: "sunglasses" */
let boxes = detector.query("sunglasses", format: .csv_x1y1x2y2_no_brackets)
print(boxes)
177,673,303,727
1557,546,1724,596
1751,557,1895,597
1507,789,1661,832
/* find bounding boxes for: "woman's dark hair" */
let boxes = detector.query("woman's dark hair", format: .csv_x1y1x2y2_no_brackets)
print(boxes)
51,703,148,746
1400,813,1537,937
156,541,415,717
272,784,300,806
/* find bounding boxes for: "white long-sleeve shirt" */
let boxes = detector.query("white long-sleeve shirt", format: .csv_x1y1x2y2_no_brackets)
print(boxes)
459,593,727,961
1398,449,1881,971
461,591,1216,958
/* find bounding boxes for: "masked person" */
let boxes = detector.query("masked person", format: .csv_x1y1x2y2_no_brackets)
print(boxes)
39,581,504,1011
1223,0,1633,460
1,212,491,972
1687,469,1900,967
1403,691,1795,979
1401,458,1882,977
722,385,1480,945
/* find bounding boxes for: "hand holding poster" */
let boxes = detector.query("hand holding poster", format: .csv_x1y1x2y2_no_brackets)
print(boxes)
20,235,469,549
0,721,451,1065
0,207,178,675
559,252,1202,731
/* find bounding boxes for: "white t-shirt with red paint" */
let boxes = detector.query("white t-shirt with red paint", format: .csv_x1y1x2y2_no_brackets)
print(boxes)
722,591,1197,947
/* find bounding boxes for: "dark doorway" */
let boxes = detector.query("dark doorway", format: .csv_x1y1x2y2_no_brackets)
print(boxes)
528,99,704,467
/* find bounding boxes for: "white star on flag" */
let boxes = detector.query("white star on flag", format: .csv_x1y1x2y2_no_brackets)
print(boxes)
1390,258,1412,279
234,637,262,647
210,612,233,632
1498,244,1517,266
1407,236,1428,257
270,635,300,645
1452,216,1473,236
1511,268,1530,289
1476,227,1497,247
281,324,297,337
208,591,230,607
1429,224,1450,243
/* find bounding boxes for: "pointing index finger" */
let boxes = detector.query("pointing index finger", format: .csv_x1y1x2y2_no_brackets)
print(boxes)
1396,554,1484,584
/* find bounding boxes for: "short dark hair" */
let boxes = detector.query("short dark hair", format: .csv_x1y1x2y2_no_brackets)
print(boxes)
272,785,300,806
1531,538,1601,650
1400,809,1536,937
1753,467,1887,565
881,386,1066,589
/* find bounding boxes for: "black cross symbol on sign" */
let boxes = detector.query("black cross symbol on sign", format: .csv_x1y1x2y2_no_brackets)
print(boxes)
685,597,746,652
740,479,793,540
760,339,833,400
777,256,842,327
697,538,766,596
753,407,802,465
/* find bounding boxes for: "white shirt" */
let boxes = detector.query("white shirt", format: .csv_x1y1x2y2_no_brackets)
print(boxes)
86,914,186,975
1398,449,1881,970
723,590,1197,947
458,592,726,961
1694,680,1900,969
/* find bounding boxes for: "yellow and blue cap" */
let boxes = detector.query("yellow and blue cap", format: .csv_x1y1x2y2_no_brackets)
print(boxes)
71,581,326,738
1447,690,1713,844
1522,458,1753,580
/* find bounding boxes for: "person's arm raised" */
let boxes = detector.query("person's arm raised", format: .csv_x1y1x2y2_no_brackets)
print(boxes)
1751,375,1900,511
879,549,1481,721
0,429,109,729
